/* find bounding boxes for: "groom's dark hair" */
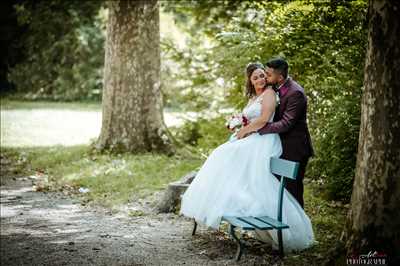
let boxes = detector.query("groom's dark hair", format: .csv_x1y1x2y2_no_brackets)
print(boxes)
266,58,288,79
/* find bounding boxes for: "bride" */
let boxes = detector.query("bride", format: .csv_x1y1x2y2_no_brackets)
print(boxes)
179,62,314,252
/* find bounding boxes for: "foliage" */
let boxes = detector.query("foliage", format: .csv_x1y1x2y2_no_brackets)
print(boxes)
160,25,225,112
8,0,105,101
164,0,368,202
170,115,232,155
311,92,361,202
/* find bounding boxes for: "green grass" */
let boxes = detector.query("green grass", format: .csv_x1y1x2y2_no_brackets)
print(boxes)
0,145,203,209
0,99,182,112
0,99,101,111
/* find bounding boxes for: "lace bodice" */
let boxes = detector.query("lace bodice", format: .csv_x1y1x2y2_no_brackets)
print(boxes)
242,91,275,123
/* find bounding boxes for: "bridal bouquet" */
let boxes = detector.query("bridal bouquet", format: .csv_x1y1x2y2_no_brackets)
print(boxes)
225,113,249,142
226,113,249,132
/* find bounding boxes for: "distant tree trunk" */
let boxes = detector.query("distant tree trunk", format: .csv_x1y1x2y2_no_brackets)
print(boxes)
97,0,173,153
344,0,400,262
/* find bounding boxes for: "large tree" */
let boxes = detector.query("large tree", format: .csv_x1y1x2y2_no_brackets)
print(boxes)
98,0,172,153
344,0,400,263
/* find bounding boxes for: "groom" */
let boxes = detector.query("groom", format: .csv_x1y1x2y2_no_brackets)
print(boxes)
259,58,313,208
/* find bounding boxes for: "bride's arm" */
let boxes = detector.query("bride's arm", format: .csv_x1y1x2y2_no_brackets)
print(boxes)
237,89,276,139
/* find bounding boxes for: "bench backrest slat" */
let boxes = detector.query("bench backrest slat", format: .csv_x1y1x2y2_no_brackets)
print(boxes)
270,157,300,222
270,157,299,180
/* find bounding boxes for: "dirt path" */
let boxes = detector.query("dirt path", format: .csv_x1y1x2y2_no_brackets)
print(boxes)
1,177,278,266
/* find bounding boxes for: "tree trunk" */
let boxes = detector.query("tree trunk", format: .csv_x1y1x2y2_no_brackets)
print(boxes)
97,0,173,153
344,0,400,263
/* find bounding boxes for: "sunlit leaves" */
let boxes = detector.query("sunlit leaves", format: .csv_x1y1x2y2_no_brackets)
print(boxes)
164,0,368,202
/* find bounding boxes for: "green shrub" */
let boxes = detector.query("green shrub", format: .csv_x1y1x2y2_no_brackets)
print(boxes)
8,0,104,101
172,116,231,154
308,92,361,202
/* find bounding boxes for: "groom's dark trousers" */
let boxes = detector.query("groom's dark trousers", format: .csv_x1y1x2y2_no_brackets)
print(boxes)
258,78,314,208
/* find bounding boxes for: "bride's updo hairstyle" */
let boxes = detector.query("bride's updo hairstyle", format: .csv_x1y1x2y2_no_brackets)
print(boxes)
245,62,265,98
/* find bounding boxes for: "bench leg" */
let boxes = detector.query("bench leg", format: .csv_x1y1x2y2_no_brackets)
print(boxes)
229,224,243,261
278,229,284,258
192,219,197,236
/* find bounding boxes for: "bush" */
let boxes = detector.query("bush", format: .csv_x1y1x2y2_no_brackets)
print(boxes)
172,116,231,154
308,92,361,202
8,0,105,101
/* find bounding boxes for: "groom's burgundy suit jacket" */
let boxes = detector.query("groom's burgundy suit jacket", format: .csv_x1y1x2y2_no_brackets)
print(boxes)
258,78,314,163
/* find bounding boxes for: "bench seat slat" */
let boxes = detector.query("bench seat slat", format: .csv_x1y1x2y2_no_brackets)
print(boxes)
237,217,273,230
255,216,289,229
222,216,255,230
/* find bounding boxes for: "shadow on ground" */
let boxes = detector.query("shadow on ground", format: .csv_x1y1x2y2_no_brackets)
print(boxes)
1,177,287,265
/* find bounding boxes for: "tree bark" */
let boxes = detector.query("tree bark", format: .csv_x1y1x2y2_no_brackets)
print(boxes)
344,0,400,263
97,0,173,153
155,170,197,213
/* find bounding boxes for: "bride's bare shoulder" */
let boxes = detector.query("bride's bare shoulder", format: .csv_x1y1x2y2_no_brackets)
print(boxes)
260,88,275,100
264,88,276,96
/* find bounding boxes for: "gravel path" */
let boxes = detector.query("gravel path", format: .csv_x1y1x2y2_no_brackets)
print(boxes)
0,177,278,266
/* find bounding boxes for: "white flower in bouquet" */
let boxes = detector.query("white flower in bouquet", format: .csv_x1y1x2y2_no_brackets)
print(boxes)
225,113,249,131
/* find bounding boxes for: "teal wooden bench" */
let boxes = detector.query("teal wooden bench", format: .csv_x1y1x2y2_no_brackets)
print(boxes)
191,157,299,261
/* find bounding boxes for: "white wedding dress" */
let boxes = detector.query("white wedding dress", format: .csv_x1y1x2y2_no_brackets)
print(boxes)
179,91,315,252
